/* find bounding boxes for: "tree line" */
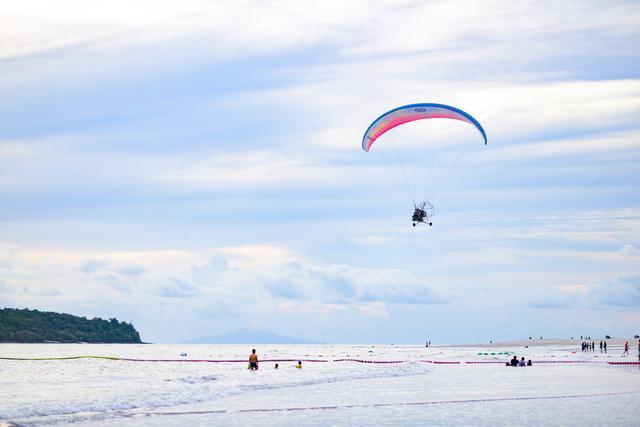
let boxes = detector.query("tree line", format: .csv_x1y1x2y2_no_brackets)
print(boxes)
0,308,142,343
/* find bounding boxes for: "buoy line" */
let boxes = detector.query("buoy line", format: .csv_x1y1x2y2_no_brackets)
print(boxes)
1,356,638,365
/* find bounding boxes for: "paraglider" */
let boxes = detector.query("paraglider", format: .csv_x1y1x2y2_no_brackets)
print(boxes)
412,202,434,227
362,103,486,227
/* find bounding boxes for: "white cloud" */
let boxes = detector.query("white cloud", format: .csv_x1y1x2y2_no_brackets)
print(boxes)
247,79,640,154
353,235,391,245
619,244,640,257
155,149,357,190
0,243,445,318
4,0,637,64
597,276,640,308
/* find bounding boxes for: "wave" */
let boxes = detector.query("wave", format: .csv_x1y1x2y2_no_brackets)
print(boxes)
5,362,431,425
168,375,219,384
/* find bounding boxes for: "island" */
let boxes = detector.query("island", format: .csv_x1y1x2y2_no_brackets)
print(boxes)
0,308,142,343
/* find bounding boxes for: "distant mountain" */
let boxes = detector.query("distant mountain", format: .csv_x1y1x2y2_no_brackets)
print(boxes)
183,328,319,344
0,307,142,343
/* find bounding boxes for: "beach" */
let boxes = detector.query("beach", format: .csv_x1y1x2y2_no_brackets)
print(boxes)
1,342,638,426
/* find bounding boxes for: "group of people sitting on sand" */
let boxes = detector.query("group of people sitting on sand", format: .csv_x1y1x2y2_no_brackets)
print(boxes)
507,355,532,367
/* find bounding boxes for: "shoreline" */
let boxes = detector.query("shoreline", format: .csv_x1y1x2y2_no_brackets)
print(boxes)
441,338,638,348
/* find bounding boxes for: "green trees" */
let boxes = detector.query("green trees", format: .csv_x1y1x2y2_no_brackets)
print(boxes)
0,308,142,343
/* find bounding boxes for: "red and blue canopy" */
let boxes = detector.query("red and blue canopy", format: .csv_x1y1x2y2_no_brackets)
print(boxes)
362,103,487,152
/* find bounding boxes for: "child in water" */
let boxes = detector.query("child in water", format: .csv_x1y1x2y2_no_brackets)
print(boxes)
295,360,302,369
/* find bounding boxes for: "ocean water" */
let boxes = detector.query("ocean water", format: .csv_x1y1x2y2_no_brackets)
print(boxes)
1,343,639,426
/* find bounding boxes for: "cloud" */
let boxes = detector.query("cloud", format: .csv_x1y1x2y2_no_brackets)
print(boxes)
528,276,640,310
190,256,229,285
353,235,391,245
356,301,390,318
197,301,236,319
154,149,356,191
270,262,448,305
4,1,638,78
80,259,108,274
597,276,640,308
528,293,577,310
264,279,305,300
117,265,146,276
619,244,640,257
158,277,197,298
0,280,10,293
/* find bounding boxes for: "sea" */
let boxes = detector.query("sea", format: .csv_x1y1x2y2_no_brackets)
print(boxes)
1,343,639,426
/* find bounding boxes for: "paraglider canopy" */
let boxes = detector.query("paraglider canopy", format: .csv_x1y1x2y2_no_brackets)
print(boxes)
362,103,487,152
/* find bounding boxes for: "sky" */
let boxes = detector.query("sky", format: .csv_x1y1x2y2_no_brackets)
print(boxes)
1,0,639,344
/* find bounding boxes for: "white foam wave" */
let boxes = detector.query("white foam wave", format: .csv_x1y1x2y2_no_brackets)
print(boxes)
4,361,430,425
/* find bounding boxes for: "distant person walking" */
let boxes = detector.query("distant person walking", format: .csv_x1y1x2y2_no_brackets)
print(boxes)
600,341,603,352
592,341,595,352
623,341,629,356
604,341,607,353
249,348,259,370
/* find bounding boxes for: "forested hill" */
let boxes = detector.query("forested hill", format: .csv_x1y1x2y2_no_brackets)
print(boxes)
0,308,142,343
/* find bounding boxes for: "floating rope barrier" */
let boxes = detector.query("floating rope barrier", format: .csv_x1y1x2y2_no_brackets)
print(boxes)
0,355,120,361
1,356,638,365
331,358,404,364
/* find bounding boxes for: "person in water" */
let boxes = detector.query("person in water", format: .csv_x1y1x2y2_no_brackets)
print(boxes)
274,363,279,369
510,355,518,367
295,360,302,369
249,349,259,370
527,359,532,366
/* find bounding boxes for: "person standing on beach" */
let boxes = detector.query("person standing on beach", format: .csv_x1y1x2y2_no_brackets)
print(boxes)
600,341,603,352
637,339,640,362
249,348,259,370
604,341,607,353
623,341,629,356
592,341,595,352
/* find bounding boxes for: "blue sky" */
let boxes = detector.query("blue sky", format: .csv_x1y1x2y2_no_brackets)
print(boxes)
1,0,639,343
